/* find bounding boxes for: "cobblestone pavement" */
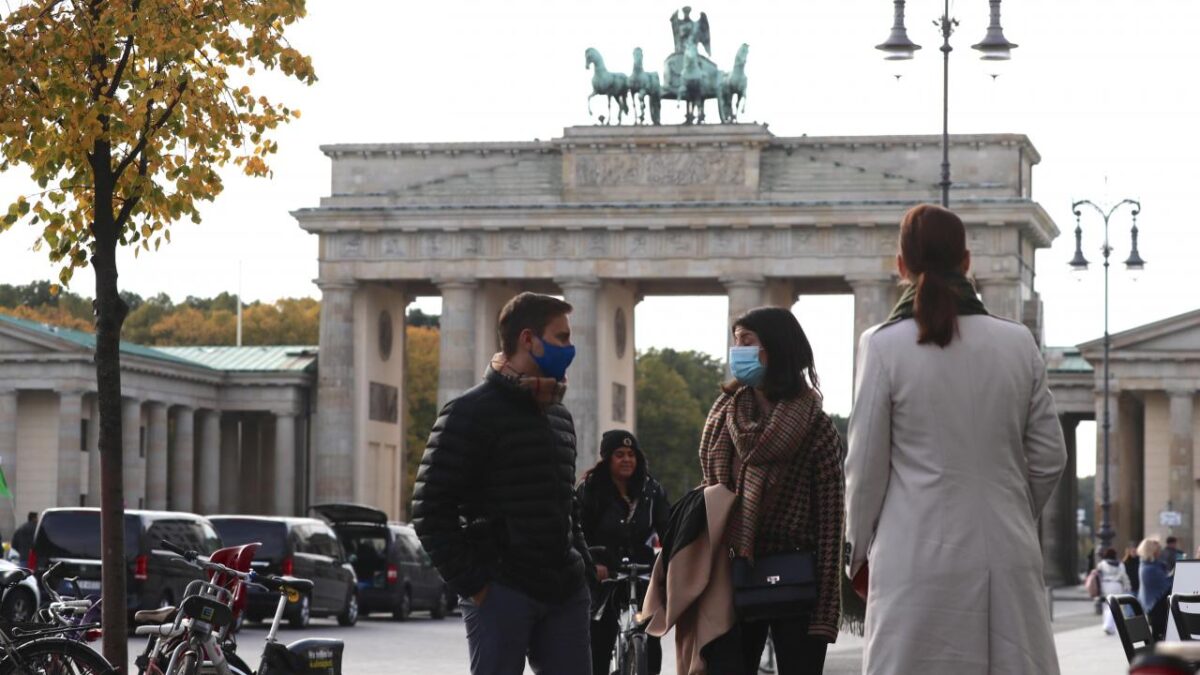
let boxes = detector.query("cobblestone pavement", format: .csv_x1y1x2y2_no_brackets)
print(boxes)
125,590,1129,674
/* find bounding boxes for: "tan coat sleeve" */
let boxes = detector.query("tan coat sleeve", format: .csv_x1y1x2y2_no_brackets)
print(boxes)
1023,337,1068,518
844,328,891,578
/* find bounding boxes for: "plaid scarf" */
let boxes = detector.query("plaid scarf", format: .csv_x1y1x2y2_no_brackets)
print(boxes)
488,352,567,408
700,386,820,559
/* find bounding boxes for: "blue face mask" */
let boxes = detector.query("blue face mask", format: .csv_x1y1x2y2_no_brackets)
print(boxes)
533,337,576,381
729,346,765,386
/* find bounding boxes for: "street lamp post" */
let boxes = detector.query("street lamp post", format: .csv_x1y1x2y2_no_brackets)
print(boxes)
1069,198,1145,554
876,0,1018,207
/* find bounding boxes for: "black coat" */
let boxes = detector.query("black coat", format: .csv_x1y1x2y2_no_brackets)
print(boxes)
576,455,670,571
411,369,592,604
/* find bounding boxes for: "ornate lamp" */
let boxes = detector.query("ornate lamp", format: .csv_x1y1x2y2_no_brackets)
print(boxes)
1069,213,1090,275
1124,211,1146,273
876,0,922,60
971,0,1019,61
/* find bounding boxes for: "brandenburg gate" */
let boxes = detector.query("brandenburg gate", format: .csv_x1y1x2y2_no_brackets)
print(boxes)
294,123,1059,518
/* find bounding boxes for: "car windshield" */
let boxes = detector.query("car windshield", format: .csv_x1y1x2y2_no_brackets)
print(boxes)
36,511,140,559
211,519,287,561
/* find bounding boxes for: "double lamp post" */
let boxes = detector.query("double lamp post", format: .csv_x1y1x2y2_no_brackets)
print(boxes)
875,0,1018,207
1070,199,1145,554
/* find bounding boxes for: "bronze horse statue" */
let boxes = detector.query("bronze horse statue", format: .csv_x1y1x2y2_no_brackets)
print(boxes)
585,47,630,125
628,47,662,125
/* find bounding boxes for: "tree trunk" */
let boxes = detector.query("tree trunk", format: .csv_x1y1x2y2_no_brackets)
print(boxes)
91,140,129,671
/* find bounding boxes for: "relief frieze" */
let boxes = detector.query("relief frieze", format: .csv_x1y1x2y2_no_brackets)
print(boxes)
575,151,746,187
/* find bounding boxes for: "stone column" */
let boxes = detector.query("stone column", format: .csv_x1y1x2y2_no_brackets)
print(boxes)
1169,389,1196,553
273,413,296,516
0,389,15,528
122,398,144,509
1042,416,1079,586
145,402,168,510
56,390,83,507
849,277,897,388
436,280,478,409
849,277,895,345
722,276,765,334
169,406,194,512
315,280,356,504
196,410,221,514
219,414,240,513
559,278,601,468
240,416,261,513
979,279,1023,322
85,397,100,506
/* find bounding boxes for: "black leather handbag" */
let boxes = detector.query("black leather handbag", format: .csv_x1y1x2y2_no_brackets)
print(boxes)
731,550,818,621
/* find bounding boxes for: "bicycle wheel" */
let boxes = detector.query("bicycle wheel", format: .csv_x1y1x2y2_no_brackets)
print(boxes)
620,633,649,675
164,641,200,675
0,638,116,674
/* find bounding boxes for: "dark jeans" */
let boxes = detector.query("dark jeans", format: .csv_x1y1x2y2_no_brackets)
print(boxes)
590,602,662,675
740,617,828,675
703,616,828,675
461,581,592,675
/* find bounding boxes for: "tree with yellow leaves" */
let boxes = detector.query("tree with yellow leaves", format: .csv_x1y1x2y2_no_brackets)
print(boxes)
0,1,315,663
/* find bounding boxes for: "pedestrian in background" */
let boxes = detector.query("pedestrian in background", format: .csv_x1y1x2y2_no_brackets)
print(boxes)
1164,536,1184,573
700,307,845,674
577,429,669,675
1096,548,1131,635
1123,546,1141,596
845,204,1067,675
1138,537,1173,641
412,293,595,675
10,512,36,563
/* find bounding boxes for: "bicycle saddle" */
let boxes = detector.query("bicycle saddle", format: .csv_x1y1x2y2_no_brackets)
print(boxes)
0,568,29,588
260,575,314,594
134,606,177,624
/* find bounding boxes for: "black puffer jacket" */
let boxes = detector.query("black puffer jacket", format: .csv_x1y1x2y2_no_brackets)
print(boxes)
576,448,670,571
412,368,592,604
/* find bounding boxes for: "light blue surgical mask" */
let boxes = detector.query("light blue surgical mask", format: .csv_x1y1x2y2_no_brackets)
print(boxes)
729,346,765,386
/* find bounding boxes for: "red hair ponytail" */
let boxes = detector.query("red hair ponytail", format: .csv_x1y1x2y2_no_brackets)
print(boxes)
900,205,968,348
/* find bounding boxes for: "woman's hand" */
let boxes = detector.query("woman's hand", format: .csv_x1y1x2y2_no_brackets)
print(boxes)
471,585,490,607
853,564,869,601
595,564,609,581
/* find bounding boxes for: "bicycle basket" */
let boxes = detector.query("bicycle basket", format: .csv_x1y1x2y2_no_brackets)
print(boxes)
180,594,233,629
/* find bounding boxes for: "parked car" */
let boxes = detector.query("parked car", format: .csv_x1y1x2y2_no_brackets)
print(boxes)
208,515,357,628
30,508,221,617
0,558,40,623
310,503,450,621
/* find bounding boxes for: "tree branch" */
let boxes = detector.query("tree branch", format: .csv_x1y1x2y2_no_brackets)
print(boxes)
112,78,186,182
104,34,135,99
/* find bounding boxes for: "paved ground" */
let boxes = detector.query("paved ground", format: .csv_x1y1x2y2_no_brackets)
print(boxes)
126,588,1131,674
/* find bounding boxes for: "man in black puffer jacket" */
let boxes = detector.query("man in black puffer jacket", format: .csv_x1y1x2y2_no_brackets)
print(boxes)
412,292,595,675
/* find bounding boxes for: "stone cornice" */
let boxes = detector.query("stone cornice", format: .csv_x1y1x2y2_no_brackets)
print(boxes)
318,129,1041,164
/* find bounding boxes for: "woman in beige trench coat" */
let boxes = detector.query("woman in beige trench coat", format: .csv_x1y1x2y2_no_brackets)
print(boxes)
845,204,1067,675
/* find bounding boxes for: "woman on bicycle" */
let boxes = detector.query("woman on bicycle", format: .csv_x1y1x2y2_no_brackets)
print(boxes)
577,429,670,675
700,307,845,674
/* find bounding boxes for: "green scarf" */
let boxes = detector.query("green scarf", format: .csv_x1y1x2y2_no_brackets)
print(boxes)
885,273,988,324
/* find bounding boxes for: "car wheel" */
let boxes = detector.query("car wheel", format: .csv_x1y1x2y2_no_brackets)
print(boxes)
288,594,311,629
337,591,358,626
430,587,448,620
392,588,412,622
0,587,36,623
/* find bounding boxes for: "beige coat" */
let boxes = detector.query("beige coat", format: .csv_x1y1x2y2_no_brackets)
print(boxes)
641,485,736,675
845,315,1067,675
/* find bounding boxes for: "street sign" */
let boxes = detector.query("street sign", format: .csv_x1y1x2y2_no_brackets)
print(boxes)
1161,510,1183,527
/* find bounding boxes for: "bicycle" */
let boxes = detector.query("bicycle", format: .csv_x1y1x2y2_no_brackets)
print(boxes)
0,566,115,674
136,539,344,675
596,558,653,675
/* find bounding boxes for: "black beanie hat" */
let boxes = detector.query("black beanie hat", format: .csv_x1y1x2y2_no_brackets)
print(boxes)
600,429,639,460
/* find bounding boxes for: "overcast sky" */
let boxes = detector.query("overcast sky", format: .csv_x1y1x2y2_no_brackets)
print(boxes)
3,0,1197,475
